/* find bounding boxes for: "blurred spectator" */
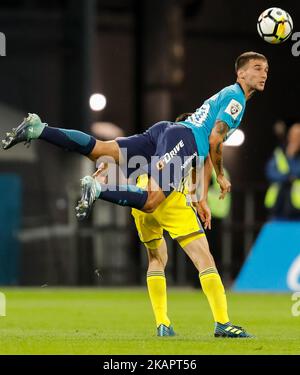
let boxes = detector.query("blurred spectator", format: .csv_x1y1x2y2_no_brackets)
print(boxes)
265,123,300,220
273,119,287,147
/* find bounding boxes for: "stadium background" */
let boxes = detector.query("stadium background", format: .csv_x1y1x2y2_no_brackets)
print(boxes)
0,0,299,288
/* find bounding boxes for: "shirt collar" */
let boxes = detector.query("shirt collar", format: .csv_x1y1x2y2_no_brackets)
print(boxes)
235,82,246,99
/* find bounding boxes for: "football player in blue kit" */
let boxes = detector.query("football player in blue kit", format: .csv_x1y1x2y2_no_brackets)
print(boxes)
2,51,268,217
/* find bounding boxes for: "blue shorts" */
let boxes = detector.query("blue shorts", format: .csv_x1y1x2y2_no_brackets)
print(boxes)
116,121,199,197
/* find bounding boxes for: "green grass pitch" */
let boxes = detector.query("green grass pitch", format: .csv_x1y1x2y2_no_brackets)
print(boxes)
0,288,299,354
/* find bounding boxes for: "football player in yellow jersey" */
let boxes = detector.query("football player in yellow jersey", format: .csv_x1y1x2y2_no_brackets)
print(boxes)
130,163,252,338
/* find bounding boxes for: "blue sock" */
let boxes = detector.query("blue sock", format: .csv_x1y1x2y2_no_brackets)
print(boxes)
39,127,96,155
98,184,148,210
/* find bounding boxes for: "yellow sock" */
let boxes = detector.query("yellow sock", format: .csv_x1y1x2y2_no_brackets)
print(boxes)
147,271,170,327
199,267,229,324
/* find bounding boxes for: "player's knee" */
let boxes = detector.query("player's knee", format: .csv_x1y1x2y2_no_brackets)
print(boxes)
142,204,156,213
142,197,159,213
142,191,165,213
89,140,120,162
148,249,166,269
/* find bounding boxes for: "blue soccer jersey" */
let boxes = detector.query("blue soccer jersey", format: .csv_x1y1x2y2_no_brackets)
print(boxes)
179,83,246,158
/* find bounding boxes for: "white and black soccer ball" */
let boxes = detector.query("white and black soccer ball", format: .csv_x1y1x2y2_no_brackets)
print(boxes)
257,8,293,44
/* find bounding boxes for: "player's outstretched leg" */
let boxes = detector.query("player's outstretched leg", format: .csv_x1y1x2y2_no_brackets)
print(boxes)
2,113,120,162
179,233,253,338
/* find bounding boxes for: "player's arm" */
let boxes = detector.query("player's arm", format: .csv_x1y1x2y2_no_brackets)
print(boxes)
198,155,213,229
209,120,231,199
190,156,213,229
202,154,213,201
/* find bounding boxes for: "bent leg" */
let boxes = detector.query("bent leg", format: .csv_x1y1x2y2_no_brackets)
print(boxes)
90,175,165,211
77,169,166,221
178,233,229,324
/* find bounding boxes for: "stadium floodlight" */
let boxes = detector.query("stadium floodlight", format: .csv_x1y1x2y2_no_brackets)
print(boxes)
224,129,245,147
89,93,107,111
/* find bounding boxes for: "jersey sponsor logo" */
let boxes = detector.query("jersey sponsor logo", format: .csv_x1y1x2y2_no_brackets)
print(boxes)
224,99,243,120
156,140,185,170
156,160,165,170
180,152,197,170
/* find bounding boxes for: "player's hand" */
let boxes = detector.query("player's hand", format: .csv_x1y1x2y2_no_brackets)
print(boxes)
92,162,108,177
197,199,211,230
217,174,231,200
93,162,108,183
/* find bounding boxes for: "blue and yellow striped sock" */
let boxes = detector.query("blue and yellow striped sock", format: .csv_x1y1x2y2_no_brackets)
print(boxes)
199,267,229,324
147,271,170,327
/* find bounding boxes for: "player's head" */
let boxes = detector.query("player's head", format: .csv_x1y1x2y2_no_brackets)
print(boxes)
235,52,269,92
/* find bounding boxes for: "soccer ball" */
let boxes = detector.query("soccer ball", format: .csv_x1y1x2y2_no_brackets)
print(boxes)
257,8,293,44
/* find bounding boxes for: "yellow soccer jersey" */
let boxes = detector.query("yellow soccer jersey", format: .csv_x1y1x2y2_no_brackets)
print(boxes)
131,175,204,249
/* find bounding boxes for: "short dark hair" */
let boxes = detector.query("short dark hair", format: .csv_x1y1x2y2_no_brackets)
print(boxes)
235,51,267,73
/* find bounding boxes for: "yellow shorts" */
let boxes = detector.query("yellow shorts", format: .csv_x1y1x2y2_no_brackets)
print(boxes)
131,176,204,249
